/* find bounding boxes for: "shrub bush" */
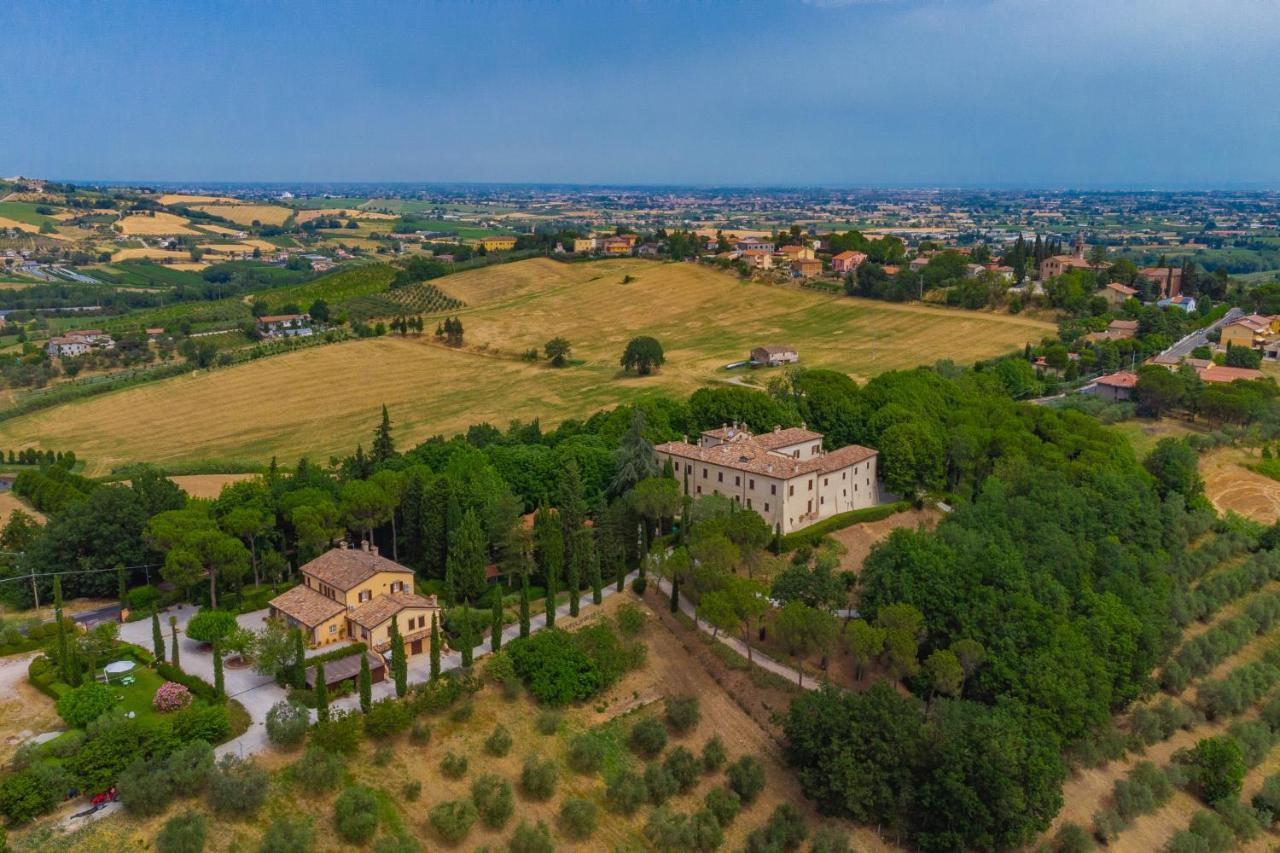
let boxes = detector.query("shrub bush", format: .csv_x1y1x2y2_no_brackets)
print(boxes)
559,797,598,840
333,785,379,843
630,717,668,757
644,806,695,851
155,810,208,853
745,804,808,853
449,701,473,723
484,724,513,757
1181,736,1246,804
259,816,315,853
520,755,558,801
1252,773,1280,825
440,751,468,779
644,762,678,805
409,723,430,745
152,681,195,713
373,743,394,766
0,761,68,825
402,780,422,802
631,577,648,595
1228,719,1276,767
1213,796,1261,842
364,698,412,737
171,704,231,744
665,746,701,792
1165,810,1235,853
119,756,174,817
167,739,215,790
535,710,561,735
56,682,116,728
727,755,767,804
809,826,852,853
1091,807,1126,844
428,799,477,845
265,700,308,748
568,732,605,774
470,773,514,828
665,695,700,735
705,785,742,825
291,747,345,793
310,710,362,754
606,768,648,815
508,819,554,853
208,754,269,816
616,602,645,636
702,734,728,772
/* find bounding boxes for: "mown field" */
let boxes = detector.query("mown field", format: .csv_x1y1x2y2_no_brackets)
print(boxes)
0,259,1054,474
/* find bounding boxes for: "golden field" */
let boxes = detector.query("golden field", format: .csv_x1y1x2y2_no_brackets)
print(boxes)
0,259,1053,474
189,203,293,226
117,211,199,235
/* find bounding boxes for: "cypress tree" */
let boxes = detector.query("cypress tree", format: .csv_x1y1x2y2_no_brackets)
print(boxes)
315,662,329,722
491,594,503,653
459,608,473,668
53,577,70,683
116,564,127,607
616,554,626,592
371,404,396,463
430,612,441,680
212,639,225,699
359,652,372,713
568,548,581,618
590,551,603,605
292,629,306,689
670,574,680,614
519,575,531,638
151,609,165,663
170,615,181,670
545,571,556,629
390,614,407,698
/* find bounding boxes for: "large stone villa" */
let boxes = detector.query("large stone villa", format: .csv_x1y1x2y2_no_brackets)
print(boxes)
655,425,879,534
268,541,440,658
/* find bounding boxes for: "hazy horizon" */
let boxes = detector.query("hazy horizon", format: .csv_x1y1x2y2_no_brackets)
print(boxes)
5,0,1279,188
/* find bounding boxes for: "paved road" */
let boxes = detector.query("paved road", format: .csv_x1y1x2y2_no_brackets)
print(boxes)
1162,306,1242,361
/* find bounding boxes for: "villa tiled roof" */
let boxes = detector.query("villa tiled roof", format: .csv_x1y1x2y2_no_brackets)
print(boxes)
656,431,875,480
348,592,438,630
300,546,413,591
269,584,345,628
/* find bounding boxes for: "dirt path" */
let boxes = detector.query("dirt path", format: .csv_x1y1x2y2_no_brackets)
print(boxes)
829,507,941,575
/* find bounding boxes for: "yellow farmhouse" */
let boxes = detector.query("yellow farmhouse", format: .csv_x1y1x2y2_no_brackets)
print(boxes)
268,542,440,657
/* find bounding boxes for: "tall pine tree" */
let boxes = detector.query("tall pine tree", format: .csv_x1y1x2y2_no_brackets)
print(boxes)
519,574,531,637
390,614,407,698
315,662,329,722
371,404,396,463
151,609,166,663
446,509,487,606
430,612,441,680
359,652,372,713
170,615,181,670
491,594,503,653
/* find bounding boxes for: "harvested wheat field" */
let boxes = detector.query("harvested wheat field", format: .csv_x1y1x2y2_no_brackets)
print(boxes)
0,259,1053,474
0,216,40,233
1202,447,1280,524
295,207,397,223
0,491,42,525
167,473,256,498
190,203,292,226
117,211,199,235
157,193,238,206
111,247,192,263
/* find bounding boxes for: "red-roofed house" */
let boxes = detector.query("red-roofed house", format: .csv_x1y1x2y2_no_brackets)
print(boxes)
1091,371,1138,402
831,251,867,275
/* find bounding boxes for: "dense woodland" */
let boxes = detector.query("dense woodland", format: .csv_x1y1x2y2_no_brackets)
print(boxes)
0,355,1264,849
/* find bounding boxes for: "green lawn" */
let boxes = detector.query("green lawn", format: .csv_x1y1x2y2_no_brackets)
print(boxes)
0,201,59,225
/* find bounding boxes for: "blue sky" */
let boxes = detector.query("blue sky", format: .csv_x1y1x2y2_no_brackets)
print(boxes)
1,0,1277,188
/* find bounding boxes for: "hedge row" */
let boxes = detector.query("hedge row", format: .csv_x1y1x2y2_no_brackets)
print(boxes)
305,642,366,667
1171,549,1280,629
779,501,911,551
1162,589,1280,692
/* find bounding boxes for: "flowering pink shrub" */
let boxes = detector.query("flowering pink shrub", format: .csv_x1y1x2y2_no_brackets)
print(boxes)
152,681,194,713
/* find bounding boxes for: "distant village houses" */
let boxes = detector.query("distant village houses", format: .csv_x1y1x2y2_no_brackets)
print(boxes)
46,329,114,359
751,344,799,367
256,313,312,338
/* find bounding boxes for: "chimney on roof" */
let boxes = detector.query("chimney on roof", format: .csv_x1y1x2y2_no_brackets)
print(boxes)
338,540,349,550
360,539,370,552
774,425,781,433
801,421,807,430
369,543,379,555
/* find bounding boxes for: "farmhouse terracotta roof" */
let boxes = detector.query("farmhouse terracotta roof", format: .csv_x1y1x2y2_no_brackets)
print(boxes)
832,251,866,261
656,431,875,480
1097,371,1138,389
1105,282,1138,296
300,545,414,591
1109,320,1139,332
749,345,798,357
269,584,345,628
1197,364,1265,384
348,592,439,630
257,314,304,324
